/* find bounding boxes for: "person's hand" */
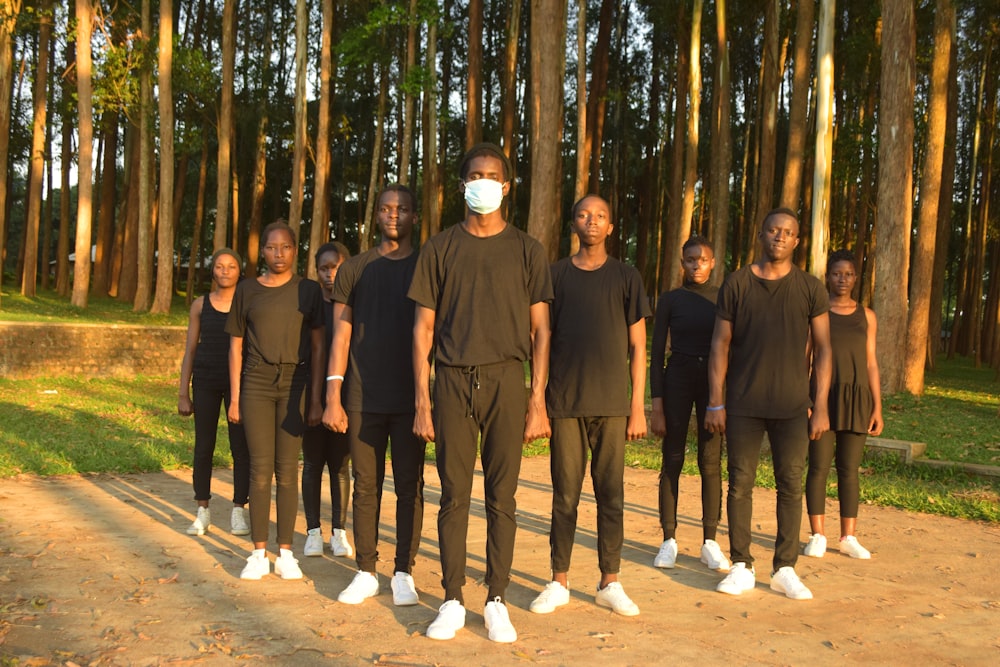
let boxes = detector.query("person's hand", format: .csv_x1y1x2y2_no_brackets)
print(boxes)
523,401,551,443
227,402,241,424
704,408,726,435
808,407,830,441
306,399,323,427
323,402,349,433
178,395,193,416
413,406,435,443
626,408,647,441
650,409,666,437
868,410,884,436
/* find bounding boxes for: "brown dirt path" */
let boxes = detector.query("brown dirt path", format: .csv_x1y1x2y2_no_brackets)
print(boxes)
1,457,998,666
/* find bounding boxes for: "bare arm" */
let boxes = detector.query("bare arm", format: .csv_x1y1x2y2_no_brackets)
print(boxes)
177,297,204,416
864,307,884,435
321,303,353,433
524,301,552,443
626,317,648,440
808,312,833,441
704,316,732,435
227,336,244,424
412,305,436,442
306,326,325,426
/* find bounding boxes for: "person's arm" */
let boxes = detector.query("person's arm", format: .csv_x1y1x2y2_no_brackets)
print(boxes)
704,316,732,435
626,316,648,441
412,305,436,442
177,297,204,416
307,325,325,426
227,336,244,424
322,303,353,433
864,307,884,436
524,300,552,443
649,296,670,436
808,312,833,440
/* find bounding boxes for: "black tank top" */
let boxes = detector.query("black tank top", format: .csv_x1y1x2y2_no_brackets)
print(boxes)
826,304,875,432
193,294,231,384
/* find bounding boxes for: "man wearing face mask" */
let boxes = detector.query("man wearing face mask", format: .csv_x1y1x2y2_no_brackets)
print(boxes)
408,142,553,643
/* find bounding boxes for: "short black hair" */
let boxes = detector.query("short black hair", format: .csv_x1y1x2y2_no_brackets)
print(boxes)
314,241,351,266
261,219,297,247
459,142,513,181
682,235,713,254
378,183,418,211
761,207,800,231
826,248,858,273
571,194,609,219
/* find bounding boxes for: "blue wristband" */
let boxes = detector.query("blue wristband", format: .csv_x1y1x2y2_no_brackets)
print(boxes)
706,405,725,411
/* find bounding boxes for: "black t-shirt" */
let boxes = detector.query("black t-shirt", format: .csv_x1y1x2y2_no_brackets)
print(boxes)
649,281,718,399
716,265,829,418
225,275,324,367
407,223,553,367
332,249,418,413
546,257,650,418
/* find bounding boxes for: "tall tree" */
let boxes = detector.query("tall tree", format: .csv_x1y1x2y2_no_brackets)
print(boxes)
56,35,75,296
710,0,732,283
751,0,781,230
289,0,307,231
466,0,483,148
661,0,688,291
873,0,916,393
134,0,154,311
586,0,614,192
152,0,175,313
309,0,334,278
214,0,235,250
810,0,834,278
527,0,567,258
398,0,418,182
0,0,21,306
21,0,52,297
780,0,816,213
422,10,441,239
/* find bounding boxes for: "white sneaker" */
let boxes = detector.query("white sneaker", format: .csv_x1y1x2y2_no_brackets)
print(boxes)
653,538,678,568
426,600,466,640
391,572,419,606
303,528,324,557
803,533,827,558
594,582,640,616
700,539,731,571
330,528,353,557
716,562,756,595
230,507,250,536
338,570,379,604
770,566,813,600
839,535,872,559
483,597,517,643
187,507,210,535
529,581,570,614
274,549,303,580
240,550,270,580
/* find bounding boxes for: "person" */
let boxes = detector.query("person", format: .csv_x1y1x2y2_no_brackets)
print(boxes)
178,248,250,538
528,194,649,618
322,184,426,607
409,142,552,643
226,220,325,581
301,242,354,559
649,236,728,572
803,249,883,560
706,208,832,601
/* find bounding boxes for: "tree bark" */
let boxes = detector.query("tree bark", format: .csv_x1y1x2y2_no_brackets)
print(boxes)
661,0,688,291
873,0,915,394
56,33,74,296
780,0,816,213
528,0,567,258
809,0,834,279
751,0,781,230
214,0,235,251
134,0,153,312
586,0,613,193
466,0,483,149
308,0,334,278
21,0,52,297
152,0,175,313
289,0,307,232
710,0,732,285
904,0,952,392
399,0,418,182
422,14,441,240
0,0,20,306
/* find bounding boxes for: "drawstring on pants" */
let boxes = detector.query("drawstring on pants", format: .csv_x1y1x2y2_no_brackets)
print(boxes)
462,366,481,418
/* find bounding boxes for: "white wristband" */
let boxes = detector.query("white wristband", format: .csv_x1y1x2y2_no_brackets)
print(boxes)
326,375,344,382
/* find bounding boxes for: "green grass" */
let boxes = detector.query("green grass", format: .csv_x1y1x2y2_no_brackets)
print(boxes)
0,286,189,326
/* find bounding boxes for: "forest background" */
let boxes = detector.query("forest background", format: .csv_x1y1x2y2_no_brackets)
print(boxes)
0,0,997,399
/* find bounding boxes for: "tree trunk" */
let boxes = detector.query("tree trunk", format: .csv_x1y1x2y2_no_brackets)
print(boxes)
500,0,521,164
904,0,952,392
751,0,781,230
399,0,418,182
710,0,732,284
247,7,272,276
586,0,614,193
152,0,175,313
809,0,834,279
466,0,483,149
362,59,388,253
0,0,20,306
780,0,816,213
57,33,73,296
873,0,915,394
117,125,140,302
422,15,441,240
289,0,307,232
134,0,153,312
528,0,567,258
92,112,118,295
186,140,209,302
661,0,688,291
573,0,588,253
21,0,52,297
308,0,334,278
214,0,235,250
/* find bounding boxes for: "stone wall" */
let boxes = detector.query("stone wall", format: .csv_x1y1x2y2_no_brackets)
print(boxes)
0,322,186,378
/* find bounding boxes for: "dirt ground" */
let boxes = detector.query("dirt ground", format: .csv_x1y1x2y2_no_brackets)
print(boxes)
1,456,998,666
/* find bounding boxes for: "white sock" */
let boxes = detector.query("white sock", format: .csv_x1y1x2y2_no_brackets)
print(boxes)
279,548,294,559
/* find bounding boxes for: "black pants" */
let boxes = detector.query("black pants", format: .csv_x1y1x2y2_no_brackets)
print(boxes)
725,413,809,571
658,353,722,541
434,361,526,604
806,430,867,518
348,411,426,574
549,416,626,575
191,376,250,505
301,424,351,531
240,362,308,546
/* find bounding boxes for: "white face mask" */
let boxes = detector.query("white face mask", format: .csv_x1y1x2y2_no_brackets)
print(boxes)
463,179,505,214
